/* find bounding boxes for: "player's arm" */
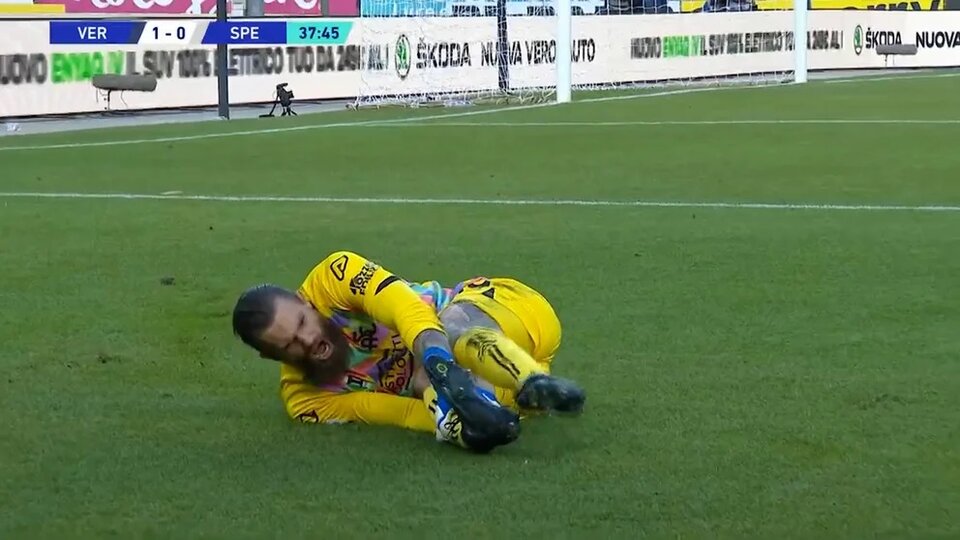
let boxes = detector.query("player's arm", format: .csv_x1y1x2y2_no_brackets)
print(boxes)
282,365,475,449
300,251,454,358
281,366,434,432
283,372,483,450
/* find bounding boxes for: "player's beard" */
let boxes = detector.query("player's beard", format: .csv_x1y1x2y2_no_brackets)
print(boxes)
299,317,351,387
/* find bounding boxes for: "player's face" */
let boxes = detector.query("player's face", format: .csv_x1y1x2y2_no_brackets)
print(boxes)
258,295,350,384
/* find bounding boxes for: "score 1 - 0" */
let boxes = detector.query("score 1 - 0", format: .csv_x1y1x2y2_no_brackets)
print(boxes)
139,21,198,44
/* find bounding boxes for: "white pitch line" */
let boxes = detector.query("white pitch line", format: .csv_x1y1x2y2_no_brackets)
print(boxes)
570,83,771,104
0,101,553,152
824,71,960,84
0,75,930,153
370,119,960,127
1,191,958,212
0,88,719,153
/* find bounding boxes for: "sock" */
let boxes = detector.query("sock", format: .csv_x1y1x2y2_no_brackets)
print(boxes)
453,328,547,392
423,386,459,443
422,379,506,449
423,385,468,447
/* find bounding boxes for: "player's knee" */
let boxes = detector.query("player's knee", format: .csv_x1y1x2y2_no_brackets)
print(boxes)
440,302,499,345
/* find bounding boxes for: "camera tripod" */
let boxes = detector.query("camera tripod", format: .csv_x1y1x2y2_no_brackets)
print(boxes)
260,84,297,117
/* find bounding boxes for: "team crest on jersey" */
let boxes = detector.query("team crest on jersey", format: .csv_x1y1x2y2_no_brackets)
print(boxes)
349,321,379,352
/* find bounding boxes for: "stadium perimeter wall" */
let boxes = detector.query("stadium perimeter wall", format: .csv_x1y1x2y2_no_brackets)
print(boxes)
1,10,959,117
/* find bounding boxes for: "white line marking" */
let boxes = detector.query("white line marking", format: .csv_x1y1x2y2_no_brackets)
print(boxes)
1,192,957,212
161,190,183,195
0,102,552,152
0,87,741,153
824,71,960,84
571,84,771,104
372,119,960,127
0,77,917,153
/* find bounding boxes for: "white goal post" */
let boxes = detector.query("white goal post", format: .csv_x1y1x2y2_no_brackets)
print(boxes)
794,0,809,84
353,0,810,108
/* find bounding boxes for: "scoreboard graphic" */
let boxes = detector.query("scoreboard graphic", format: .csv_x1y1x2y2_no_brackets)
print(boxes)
47,20,353,45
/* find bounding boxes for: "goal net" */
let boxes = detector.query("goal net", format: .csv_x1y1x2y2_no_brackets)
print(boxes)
353,0,808,108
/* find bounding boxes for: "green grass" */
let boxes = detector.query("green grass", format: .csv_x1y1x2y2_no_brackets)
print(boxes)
1,76,959,539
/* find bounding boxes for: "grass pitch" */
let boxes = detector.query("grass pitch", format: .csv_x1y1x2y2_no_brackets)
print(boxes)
1,74,959,539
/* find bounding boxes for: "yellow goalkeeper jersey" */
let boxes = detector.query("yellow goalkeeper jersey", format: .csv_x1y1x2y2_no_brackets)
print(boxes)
279,251,459,431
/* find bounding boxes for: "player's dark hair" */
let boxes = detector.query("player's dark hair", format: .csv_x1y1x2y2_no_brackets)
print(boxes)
232,284,299,352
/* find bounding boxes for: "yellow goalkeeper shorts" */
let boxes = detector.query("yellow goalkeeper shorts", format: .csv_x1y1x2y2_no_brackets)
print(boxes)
451,277,562,367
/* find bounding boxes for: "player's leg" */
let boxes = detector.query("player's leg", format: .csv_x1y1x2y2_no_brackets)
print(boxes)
418,356,520,453
441,301,546,389
413,326,520,452
441,282,585,415
420,382,517,453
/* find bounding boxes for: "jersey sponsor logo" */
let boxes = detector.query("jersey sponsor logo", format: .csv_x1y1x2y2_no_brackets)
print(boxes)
378,352,412,394
329,254,349,281
349,261,379,295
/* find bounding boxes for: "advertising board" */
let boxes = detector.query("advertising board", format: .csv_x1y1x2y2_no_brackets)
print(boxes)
2,11,958,117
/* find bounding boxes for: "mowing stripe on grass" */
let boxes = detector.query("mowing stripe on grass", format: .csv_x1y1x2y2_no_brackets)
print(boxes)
372,119,960,127
0,103,553,152
0,87,733,152
1,192,958,212
824,70,960,84
0,74,942,152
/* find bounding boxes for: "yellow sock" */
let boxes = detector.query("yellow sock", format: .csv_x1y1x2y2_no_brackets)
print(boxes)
453,328,546,392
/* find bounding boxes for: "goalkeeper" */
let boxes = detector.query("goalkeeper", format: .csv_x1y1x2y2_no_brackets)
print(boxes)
231,251,585,453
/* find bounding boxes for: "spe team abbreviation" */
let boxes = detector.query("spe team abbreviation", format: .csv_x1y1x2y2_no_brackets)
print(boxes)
232,26,260,40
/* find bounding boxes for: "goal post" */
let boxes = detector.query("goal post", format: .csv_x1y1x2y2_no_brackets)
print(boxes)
354,0,811,109
556,0,573,103
794,0,809,84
